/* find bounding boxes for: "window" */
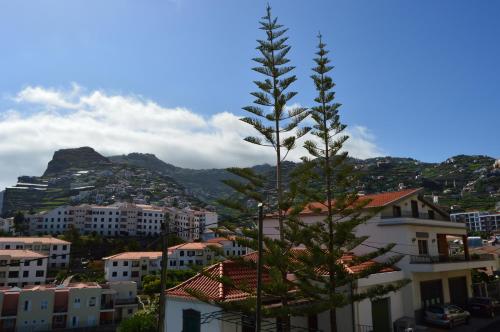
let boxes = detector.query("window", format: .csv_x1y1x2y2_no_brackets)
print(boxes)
128,308,134,314
63,245,67,250
428,210,435,220
418,240,429,255
72,316,78,327
88,297,96,307
41,300,48,310
23,271,29,277
37,259,43,266
74,298,81,308
112,261,118,267
36,270,44,277
183,309,201,332
24,300,31,311
5,245,10,249
132,261,139,267
123,271,128,277
131,271,139,277
123,261,129,267
180,251,184,257
392,205,402,217
411,200,419,218
8,271,19,278
112,271,117,277
53,245,58,250
24,260,30,266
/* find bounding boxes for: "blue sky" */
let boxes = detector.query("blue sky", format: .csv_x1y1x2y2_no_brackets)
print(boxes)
0,0,499,188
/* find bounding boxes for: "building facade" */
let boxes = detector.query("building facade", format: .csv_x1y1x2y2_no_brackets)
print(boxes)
0,281,137,332
450,211,500,232
103,252,162,287
0,250,48,287
262,188,498,328
26,204,217,241
0,237,71,269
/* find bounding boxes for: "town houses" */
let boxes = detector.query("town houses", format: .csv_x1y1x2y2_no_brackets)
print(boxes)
0,281,138,331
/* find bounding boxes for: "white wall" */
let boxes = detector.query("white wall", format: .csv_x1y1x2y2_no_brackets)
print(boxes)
165,297,222,332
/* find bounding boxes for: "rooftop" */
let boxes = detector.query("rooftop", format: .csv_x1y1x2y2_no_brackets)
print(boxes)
0,236,70,245
0,249,47,259
168,242,221,251
103,251,162,260
167,251,395,301
298,188,423,216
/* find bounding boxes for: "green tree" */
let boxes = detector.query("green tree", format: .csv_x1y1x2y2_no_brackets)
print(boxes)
13,211,28,235
117,309,157,332
213,6,310,331
292,35,408,332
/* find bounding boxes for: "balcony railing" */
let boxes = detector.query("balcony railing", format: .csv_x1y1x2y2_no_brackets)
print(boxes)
355,324,373,332
100,302,114,310
1,309,17,316
53,305,68,313
115,298,138,306
381,212,435,220
410,253,495,264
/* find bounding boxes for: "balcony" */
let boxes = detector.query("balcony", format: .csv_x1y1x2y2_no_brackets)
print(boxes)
100,302,115,310
410,253,495,264
1,309,17,317
53,305,68,314
408,253,497,272
115,298,138,306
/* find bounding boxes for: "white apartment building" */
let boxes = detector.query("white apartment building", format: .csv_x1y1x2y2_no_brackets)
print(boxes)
27,206,70,235
262,188,498,328
26,204,217,240
0,217,14,234
103,252,162,287
136,205,164,236
451,210,500,232
167,242,221,270
0,250,48,287
169,208,218,242
0,237,71,269
205,237,251,257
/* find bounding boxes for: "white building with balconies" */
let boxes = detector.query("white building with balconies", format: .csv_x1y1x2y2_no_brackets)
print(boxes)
263,188,498,328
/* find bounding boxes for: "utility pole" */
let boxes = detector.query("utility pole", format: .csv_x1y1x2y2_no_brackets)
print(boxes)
158,216,170,332
256,203,264,332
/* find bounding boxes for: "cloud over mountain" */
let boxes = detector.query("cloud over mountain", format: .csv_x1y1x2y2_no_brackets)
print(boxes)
0,84,383,189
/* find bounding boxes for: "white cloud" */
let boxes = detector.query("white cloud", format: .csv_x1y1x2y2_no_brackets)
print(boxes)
0,84,383,190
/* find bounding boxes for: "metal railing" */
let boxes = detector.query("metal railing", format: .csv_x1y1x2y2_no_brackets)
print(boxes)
114,298,138,305
410,253,495,264
355,324,373,332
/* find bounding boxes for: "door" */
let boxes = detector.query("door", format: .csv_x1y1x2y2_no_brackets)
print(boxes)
182,309,200,332
372,297,392,332
449,276,468,306
411,200,419,218
420,280,444,308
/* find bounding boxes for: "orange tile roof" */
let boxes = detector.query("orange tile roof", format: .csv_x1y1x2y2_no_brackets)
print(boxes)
168,242,221,250
167,260,270,301
298,188,422,216
167,250,395,301
205,237,232,244
103,251,162,260
0,249,47,259
0,236,70,245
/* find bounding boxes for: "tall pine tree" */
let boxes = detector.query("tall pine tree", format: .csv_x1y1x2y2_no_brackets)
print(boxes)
292,34,409,332
192,6,310,332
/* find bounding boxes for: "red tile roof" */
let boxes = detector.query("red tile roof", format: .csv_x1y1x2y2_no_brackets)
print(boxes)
167,260,270,301
167,250,395,301
298,188,422,216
